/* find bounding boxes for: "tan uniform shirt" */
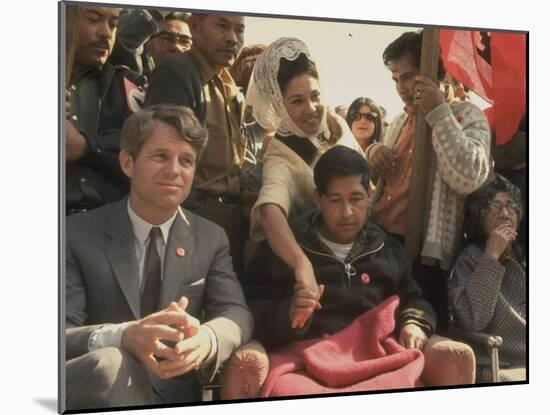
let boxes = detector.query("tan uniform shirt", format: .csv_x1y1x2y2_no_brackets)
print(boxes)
190,49,246,196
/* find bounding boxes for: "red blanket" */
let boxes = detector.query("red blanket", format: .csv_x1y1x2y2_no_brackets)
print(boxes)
261,296,424,397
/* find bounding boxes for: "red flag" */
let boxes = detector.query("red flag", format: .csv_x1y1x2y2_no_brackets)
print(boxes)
440,30,526,145
440,30,493,102
491,33,526,145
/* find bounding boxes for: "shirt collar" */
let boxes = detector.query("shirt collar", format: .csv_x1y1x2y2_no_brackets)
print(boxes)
127,200,177,246
404,104,416,117
309,209,383,259
190,47,218,83
189,47,241,102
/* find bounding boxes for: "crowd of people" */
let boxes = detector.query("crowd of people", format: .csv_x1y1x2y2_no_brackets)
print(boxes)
64,6,527,411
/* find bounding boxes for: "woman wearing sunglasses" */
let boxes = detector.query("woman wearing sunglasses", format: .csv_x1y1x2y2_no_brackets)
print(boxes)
345,97,385,152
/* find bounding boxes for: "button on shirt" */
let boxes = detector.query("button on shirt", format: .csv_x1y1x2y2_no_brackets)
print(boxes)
69,68,101,135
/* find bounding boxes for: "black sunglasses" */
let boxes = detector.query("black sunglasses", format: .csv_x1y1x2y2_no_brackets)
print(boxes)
350,111,378,123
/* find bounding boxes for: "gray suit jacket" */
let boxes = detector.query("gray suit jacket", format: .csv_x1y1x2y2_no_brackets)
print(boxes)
65,198,253,402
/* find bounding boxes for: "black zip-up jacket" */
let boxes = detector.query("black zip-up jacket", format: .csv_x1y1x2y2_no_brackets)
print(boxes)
243,210,436,349
66,63,146,212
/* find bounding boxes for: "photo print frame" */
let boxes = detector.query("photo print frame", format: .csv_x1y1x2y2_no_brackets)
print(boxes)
59,0,528,413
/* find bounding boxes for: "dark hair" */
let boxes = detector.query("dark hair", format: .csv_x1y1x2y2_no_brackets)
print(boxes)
383,30,445,82
464,173,524,246
121,104,208,159
277,53,319,95
230,44,266,95
164,12,191,22
314,146,370,194
345,97,384,144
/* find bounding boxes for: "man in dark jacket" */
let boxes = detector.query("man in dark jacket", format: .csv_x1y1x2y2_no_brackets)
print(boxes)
243,146,436,349
108,10,192,79
66,6,146,214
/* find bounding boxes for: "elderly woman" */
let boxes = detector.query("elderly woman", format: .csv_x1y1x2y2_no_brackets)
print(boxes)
246,37,359,328
345,97,384,152
448,173,526,382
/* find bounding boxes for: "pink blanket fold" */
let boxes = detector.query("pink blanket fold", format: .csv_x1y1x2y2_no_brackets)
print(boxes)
261,296,425,397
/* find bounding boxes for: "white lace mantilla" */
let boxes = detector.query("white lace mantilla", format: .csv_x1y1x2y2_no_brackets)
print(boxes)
246,37,330,142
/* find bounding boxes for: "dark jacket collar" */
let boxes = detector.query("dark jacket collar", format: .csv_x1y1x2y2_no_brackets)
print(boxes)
290,209,386,261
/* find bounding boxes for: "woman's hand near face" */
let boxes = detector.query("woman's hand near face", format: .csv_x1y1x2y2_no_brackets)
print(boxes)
484,223,517,260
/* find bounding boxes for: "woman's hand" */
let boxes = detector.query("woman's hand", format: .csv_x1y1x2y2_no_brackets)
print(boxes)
291,259,322,329
484,223,517,260
289,279,325,330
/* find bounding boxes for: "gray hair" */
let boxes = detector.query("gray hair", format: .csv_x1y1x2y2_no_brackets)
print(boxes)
120,104,208,159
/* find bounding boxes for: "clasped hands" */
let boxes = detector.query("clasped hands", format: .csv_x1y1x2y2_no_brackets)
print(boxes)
121,297,211,379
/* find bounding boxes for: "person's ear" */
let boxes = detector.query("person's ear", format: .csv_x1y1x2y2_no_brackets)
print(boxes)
119,150,134,179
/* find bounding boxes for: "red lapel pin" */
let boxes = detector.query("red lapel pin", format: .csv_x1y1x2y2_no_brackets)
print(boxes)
176,247,185,257
360,272,371,285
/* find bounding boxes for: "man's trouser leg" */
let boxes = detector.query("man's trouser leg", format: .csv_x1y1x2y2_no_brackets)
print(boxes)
66,347,153,410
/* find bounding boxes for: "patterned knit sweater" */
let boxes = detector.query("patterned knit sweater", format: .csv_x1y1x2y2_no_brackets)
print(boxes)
370,101,491,269
448,244,526,381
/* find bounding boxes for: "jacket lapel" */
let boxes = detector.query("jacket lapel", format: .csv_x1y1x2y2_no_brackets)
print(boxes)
104,199,141,320
158,211,195,309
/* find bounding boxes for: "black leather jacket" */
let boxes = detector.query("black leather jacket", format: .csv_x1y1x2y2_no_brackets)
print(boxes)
66,63,145,212
243,210,436,348
144,52,207,123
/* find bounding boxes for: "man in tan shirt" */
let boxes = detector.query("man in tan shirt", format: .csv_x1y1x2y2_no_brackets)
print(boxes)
145,14,248,274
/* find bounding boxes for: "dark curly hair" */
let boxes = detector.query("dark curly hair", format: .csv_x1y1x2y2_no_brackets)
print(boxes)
314,146,370,194
383,30,445,82
463,173,523,247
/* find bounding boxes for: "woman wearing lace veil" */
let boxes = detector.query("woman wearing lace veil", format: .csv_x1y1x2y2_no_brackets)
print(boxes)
246,37,360,329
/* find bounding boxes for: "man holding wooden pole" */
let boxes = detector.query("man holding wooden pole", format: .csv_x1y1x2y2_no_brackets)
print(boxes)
365,30,491,331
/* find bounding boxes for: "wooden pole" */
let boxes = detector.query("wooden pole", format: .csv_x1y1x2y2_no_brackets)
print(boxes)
404,28,440,262
65,4,80,86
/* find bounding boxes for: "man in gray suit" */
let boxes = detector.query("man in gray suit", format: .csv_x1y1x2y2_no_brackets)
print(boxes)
64,104,253,411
